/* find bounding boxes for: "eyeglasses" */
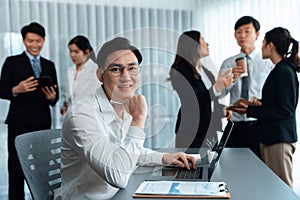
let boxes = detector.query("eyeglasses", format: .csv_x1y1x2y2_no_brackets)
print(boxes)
105,62,141,77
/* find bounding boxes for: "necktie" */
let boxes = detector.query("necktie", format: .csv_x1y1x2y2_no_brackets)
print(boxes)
32,57,41,78
240,56,249,100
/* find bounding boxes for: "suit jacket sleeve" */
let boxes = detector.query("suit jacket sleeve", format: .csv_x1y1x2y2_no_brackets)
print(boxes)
247,62,298,121
0,57,16,100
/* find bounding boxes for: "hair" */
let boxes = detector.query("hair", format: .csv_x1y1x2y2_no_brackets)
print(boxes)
265,27,300,72
21,22,45,39
96,37,142,69
169,30,201,80
68,35,96,62
234,16,260,32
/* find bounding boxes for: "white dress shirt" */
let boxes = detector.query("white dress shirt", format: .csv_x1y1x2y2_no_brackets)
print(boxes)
64,58,99,105
220,48,273,121
54,86,164,200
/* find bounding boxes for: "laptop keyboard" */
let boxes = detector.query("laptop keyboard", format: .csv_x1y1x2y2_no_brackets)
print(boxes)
175,167,203,179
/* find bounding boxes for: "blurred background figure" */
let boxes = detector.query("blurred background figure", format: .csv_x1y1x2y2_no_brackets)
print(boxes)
219,16,273,158
0,22,59,200
61,35,98,115
169,30,232,149
230,27,299,188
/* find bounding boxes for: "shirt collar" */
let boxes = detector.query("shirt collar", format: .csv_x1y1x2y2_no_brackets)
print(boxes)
95,85,120,124
82,58,92,69
240,48,259,60
25,51,41,61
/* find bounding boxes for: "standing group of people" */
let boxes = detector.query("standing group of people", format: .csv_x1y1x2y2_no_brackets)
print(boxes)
230,26,299,187
0,22,196,200
170,16,299,189
0,22,101,199
0,15,299,200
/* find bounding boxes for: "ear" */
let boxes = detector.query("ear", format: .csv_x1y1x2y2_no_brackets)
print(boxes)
234,31,237,39
269,42,274,49
96,68,104,82
255,31,260,40
84,49,90,56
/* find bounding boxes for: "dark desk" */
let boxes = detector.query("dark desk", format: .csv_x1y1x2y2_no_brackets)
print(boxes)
112,148,300,200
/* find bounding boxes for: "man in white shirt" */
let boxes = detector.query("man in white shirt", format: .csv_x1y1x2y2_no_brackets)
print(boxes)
54,37,196,200
220,16,273,158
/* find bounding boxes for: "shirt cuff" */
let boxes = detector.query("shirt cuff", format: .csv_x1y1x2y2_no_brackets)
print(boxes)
212,86,222,96
138,148,165,166
147,151,165,165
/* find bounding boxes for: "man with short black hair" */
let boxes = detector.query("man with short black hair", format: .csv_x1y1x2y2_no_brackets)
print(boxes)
55,37,196,200
0,22,59,200
220,16,273,158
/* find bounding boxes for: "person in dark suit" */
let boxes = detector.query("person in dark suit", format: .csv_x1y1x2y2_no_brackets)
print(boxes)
169,30,232,149
231,27,299,188
0,22,59,200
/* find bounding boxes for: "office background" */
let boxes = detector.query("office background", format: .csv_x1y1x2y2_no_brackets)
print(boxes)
0,0,299,199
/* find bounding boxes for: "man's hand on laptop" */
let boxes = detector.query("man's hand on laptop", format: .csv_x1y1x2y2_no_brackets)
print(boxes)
162,152,196,170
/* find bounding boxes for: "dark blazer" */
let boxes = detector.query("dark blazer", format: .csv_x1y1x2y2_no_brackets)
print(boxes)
0,52,59,127
247,59,298,145
171,62,211,148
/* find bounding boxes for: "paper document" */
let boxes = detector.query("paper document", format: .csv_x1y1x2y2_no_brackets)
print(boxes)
134,180,228,196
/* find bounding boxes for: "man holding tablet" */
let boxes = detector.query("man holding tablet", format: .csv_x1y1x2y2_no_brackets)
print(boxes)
0,22,59,199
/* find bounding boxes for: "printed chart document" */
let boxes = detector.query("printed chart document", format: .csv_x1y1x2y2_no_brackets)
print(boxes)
133,180,230,198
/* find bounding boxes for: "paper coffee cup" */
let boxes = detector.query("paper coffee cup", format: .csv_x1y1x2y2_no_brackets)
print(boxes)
235,57,248,77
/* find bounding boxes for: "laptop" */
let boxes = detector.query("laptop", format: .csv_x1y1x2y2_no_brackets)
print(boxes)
147,119,234,181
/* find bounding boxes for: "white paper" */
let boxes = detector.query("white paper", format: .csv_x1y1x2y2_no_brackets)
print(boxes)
135,181,227,196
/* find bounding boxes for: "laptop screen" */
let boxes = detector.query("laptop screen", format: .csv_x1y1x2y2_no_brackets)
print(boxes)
185,119,234,160
149,119,234,181
213,119,234,154
209,119,234,166
206,119,234,180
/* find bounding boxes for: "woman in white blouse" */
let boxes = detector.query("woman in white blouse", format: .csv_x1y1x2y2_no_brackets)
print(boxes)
61,35,99,115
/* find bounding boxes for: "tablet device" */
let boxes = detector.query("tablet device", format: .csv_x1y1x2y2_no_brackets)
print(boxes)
226,105,244,111
36,76,54,88
226,98,257,111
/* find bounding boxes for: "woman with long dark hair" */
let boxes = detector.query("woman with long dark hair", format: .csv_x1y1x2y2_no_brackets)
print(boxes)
232,27,299,187
61,35,98,115
169,30,232,148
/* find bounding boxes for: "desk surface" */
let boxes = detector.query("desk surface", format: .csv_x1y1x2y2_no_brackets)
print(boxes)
112,148,300,200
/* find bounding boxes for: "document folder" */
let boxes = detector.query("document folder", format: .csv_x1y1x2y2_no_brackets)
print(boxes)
133,180,230,199
226,98,257,111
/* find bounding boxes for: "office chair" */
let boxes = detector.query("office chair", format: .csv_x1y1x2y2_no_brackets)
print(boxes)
15,129,62,200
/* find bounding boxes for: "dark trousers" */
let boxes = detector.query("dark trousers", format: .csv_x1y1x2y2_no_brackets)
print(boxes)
226,121,261,159
8,124,49,200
